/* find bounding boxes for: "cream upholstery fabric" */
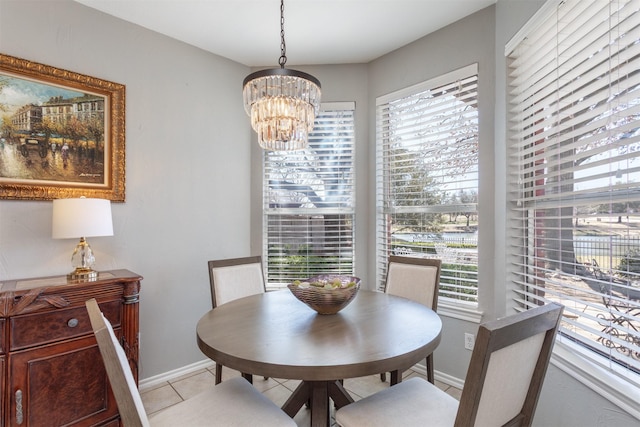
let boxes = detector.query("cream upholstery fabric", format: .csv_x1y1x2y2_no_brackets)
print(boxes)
87,298,151,427
86,299,295,427
149,377,296,427
103,314,150,426
337,310,558,427
473,332,545,426
337,336,547,427
386,263,439,308
336,377,458,427
212,263,265,306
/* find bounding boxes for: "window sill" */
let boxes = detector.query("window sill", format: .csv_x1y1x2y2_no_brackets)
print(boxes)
552,339,640,421
438,299,483,323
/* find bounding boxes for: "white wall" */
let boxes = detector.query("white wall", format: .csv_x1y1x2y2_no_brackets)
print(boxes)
0,0,253,378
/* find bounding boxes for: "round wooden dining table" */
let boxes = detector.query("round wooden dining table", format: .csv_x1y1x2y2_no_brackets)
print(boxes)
196,289,442,427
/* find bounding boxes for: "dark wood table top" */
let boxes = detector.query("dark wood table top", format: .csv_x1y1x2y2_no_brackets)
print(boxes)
196,289,442,381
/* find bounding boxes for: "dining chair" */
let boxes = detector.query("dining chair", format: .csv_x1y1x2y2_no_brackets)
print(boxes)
85,298,296,427
336,302,564,427
381,255,441,385
208,255,267,384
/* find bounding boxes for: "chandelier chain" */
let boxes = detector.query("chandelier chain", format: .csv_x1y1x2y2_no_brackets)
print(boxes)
242,0,321,151
278,0,287,68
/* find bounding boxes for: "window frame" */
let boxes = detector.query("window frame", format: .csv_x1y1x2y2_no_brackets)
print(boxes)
262,102,356,290
505,0,640,416
375,64,481,308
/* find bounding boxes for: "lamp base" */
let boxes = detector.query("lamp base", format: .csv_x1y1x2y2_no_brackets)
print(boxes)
67,267,98,282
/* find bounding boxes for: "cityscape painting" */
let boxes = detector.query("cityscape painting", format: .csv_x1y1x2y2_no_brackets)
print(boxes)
0,53,125,201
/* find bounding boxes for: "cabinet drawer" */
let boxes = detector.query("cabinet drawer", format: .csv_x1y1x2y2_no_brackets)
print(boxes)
10,301,121,350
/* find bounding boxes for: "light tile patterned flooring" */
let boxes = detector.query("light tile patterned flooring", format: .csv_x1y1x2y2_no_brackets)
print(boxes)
140,366,462,426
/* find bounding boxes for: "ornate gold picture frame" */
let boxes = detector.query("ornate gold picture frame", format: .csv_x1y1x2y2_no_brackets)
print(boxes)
0,53,125,201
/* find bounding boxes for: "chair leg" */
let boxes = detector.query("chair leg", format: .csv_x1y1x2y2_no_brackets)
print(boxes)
390,370,401,386
215,363,222,385
216,363,260,385
241,372,254,384
426,353,434,384
381,354,433,385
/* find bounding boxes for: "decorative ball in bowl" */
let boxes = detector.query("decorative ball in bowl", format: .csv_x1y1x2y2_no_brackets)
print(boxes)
287,275,361,315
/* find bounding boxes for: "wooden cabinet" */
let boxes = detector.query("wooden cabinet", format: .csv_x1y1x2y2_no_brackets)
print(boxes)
0,269,142,427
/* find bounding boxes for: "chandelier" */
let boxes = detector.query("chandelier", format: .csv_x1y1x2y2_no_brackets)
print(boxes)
242,0,321,151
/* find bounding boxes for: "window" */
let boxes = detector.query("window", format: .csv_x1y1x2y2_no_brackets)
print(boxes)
376,64,479,303
263,102,356,289
507,0,640,392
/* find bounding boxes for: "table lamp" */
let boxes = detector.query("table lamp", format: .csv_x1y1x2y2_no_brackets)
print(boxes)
52,197,113,281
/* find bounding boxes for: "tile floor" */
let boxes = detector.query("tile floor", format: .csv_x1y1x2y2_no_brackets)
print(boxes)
140,365,462,426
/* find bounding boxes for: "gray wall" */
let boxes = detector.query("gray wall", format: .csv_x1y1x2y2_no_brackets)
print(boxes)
0,0,372,380
1,0,639,425
0,0,253,378
494,1,640,426
368,4,497,382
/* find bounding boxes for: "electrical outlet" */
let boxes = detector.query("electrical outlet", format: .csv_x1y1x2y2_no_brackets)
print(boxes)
464,333,475,350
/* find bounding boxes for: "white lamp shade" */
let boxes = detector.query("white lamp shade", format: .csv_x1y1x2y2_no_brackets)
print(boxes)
52,198,114,239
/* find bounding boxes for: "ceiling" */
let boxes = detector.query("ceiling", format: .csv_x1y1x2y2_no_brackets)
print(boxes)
74,0,496,67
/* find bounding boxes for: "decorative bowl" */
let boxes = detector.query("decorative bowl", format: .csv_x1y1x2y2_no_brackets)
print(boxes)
287,275,361,315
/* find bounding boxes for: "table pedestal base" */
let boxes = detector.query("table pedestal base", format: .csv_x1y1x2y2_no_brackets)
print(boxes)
282,380,354,427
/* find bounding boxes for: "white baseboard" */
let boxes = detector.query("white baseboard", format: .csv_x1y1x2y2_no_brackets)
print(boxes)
139,359,214,392
410,362,465,390
139,359,465,392
434,370,465,390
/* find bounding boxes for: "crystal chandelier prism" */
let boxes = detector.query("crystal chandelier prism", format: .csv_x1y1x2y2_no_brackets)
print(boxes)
242,0,321,151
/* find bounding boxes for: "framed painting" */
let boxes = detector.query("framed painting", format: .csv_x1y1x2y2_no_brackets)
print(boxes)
0,53,125,201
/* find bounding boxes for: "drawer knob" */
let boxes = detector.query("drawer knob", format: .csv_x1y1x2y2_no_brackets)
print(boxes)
67,318,79,328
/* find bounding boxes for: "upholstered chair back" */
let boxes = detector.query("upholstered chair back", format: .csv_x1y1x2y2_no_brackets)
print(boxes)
208,256,265,308
385,256,441,310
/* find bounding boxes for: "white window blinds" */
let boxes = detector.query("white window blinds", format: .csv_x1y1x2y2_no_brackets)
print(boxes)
263,102,356,289
376,64,479,302
507,0,640,381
